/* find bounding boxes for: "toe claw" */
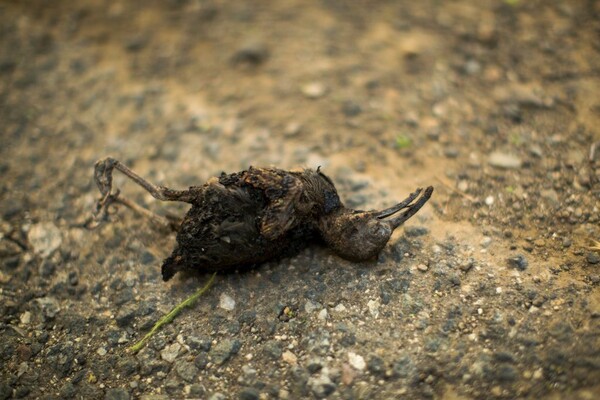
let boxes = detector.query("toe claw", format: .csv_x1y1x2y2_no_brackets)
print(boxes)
93,189,121,222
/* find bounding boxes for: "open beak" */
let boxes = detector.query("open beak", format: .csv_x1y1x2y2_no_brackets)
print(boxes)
376,186,434,230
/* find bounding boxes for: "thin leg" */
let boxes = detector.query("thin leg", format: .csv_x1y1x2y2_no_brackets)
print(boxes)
94,157,195,202
114,196,182,231
375,188,423,219
92,157,193,229
388,186,434,230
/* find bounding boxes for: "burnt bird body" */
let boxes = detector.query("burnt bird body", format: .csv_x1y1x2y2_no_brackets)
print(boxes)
92,157,433,281
161,168,342,280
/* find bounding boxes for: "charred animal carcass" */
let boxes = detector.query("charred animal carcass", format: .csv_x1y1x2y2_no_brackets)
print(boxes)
92,157,433,281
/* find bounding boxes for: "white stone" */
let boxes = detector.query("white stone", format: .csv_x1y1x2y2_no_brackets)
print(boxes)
333,304,347,313
488,151,522,169
480,236,492,248
348,352,366,370
304,300,321,313
317,309,328,320
20,311,31,325
219,293,235,311
17,362,28,378
302,82,326,99
282,350,297,365
367,300,380,318
161,342,181,362
28,222,62,257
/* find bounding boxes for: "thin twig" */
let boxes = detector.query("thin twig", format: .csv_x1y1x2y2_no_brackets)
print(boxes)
590,141,600,187
434,176,476,202
589,240,600,252
589,141,599,162
129,273,217,353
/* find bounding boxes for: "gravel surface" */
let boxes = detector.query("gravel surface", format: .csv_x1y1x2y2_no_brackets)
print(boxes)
1,0,600,399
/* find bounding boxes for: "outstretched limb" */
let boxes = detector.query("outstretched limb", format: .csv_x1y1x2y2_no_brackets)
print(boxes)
91,157,194,230
374,186,434,230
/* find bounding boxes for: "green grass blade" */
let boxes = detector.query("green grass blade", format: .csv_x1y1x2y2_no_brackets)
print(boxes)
129,272,217,353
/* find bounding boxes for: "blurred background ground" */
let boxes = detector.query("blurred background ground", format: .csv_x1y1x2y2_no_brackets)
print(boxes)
1,0,599,399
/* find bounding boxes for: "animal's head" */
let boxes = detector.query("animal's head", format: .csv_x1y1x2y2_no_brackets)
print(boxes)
320,186,433,261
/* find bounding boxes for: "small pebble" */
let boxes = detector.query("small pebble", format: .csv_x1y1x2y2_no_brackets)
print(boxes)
540,190,559,207
587,252,600,265
105,388,130,400
341,100,362,117
284,121,302,137
309,374,336,398
239,387,260,400
444,148,460,158
404,226,429,237
529,144,543,157
341,363,355,385
302,82,326,99
480,236,492,248
282,350,297,365
305,300,321,313
210,339,241,365
161,342,181,363
333,304,347,313
35,297,60,321
230,41,269,65
507,254,528,271
488,152,522,169
417,264,429,272
28,222,62,257
307,357,324,373
460,259,474,272
175,360,199,383
348,352,366,370
20,311,31,325
219,293,235,311
367,300,380,318
317,309,328,321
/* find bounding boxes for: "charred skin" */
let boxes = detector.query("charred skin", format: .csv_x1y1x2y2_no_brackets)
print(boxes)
162,169,328,280
92,159,433,281
161,167,343,280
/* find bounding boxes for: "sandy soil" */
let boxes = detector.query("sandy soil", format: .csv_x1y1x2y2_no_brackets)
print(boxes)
1,0,600,399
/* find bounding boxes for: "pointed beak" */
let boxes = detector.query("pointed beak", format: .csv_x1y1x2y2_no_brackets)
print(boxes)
376,186,434,230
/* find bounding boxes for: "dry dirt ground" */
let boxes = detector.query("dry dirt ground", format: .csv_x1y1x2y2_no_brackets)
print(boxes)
1,1,600,399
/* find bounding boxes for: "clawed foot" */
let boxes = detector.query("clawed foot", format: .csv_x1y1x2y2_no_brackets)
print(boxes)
88,157,185,231
89,157,120,228
92,189,121,224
